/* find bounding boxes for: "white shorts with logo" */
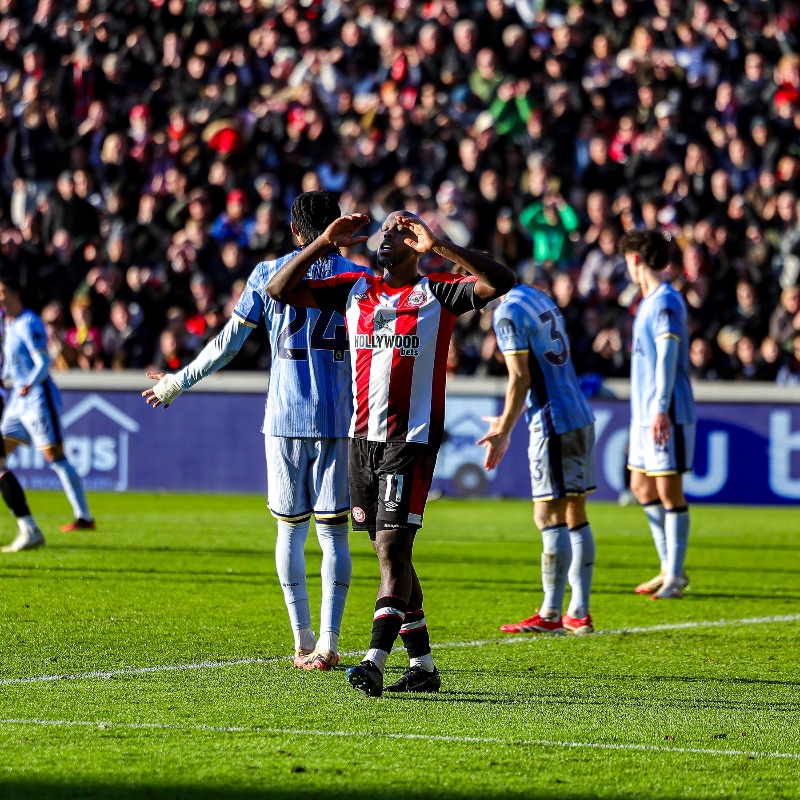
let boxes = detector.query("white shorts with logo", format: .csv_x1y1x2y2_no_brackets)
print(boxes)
628,423,695,476
528,423,596,502
265,435,350,522
1,383,63,450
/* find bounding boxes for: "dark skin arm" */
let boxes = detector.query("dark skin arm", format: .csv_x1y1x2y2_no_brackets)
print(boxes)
266,213,370,307
397,216,516,300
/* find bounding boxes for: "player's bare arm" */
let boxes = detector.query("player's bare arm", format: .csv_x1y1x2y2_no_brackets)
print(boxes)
396,215,515,300
267,213,370,306
478,352,531,471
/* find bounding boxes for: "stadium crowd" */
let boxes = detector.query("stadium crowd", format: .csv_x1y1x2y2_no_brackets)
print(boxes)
0,0,799,384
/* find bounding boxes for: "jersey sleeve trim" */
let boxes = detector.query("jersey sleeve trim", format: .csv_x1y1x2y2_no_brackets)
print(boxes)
656,332,680,341
427,273,478,284
501,348,529,355
231,310,257,328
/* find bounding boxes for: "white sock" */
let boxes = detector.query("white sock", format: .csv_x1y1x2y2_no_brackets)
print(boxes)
315,520,351,652
643,501,667,571
364,648,389,673
541,525,571,616
275,519,313,642
316,631,339,653
665,507,690,582
410,653,435,672
49,459,91,520
297,627,316,652
567,523,595,619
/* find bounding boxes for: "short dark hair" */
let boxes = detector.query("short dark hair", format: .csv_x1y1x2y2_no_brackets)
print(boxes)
290,191,340,242
0,274,22,295
618,229,671,271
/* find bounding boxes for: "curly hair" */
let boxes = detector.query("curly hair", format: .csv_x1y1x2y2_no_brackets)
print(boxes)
618,229,671,271
290,191,341,243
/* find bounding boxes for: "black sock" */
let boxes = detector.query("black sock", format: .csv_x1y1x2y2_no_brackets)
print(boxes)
399,608,431,659
369,595,407,653
0,471,30,518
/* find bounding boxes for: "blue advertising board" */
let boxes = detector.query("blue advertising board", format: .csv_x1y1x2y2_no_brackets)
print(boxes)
8,390,800,505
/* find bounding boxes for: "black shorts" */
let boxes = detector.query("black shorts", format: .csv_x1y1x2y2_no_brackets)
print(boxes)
348,439,438,533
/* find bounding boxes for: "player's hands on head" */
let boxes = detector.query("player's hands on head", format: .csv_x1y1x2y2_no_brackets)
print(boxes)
142,371,183,409
396,215,438,254
324,214,371,248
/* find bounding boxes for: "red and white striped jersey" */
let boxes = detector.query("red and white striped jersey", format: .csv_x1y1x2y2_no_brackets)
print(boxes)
309,272,485,447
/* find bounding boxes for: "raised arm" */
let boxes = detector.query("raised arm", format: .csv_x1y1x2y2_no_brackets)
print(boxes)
142,315,253,409
266,213,370,306
396,215,515,300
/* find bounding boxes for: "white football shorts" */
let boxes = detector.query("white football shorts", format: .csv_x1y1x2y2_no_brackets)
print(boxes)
1,384,63,450
265,434,350,521
628,422,695,476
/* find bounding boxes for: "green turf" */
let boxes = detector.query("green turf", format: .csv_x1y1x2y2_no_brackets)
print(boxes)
1,492,799,800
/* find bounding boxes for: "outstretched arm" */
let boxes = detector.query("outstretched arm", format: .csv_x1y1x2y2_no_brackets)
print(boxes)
142,315,253,408
396,215,515,300
266,213,370,306
478,352,530,470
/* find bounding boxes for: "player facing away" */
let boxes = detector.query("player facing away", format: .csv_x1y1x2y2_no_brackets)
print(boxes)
143,191,368,670
620,229,696,600
267,211,515,697
0,301,45,552
479,283,597,635
0,277,95,538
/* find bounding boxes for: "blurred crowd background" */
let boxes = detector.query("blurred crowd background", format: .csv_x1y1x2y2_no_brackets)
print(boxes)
0,0,799,385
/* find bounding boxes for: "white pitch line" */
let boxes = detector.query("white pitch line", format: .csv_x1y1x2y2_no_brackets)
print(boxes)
2,613,799,687
0,718,798,761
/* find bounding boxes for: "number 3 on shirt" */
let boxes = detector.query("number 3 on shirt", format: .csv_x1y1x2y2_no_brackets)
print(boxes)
277,308,347,361
538,309,569,367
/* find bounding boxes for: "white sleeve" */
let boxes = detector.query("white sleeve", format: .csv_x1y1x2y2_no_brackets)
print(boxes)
654,334,679,414
151,316,254,406
176,315,254,390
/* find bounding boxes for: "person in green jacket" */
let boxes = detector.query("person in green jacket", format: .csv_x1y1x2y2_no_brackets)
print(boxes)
520,190,580,270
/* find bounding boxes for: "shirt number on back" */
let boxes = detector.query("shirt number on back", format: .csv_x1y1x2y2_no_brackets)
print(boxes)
538,309,569,367
277,308,347,361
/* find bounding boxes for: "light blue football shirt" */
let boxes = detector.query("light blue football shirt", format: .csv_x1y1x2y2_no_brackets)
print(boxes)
630,282,696,427
1,309,57,400
493,285,594,436
233,250,368,438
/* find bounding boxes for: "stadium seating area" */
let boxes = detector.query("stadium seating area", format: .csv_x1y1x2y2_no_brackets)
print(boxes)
0,0,798,383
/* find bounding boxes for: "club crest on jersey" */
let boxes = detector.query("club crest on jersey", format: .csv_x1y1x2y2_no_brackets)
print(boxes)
406,289,426,307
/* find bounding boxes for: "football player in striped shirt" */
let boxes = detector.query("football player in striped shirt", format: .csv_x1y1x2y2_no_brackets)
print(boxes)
267,210,515,697
144,191,370,670
478,281,597,635
620,229,695,600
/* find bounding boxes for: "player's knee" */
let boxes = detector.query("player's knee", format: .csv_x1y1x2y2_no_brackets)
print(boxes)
374,535,411,570
315,513,349,528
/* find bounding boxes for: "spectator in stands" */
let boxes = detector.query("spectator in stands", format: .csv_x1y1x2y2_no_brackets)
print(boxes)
0,0,795,384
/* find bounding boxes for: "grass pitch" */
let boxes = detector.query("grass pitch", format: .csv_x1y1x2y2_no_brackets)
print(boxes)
0,492,798,800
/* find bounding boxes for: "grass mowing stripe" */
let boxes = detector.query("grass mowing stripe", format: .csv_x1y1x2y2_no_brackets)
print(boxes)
1,719,798,760
3,613,798,686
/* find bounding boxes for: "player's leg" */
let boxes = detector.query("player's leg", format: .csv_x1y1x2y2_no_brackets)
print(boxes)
629,424,668,593
652,473,690,600
0,430,44,553
644,424,694,600
304,437,352,669
28,388,94,531
501,431,571,634
266,435,316,662
562,424,596,633
347,442,439,696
